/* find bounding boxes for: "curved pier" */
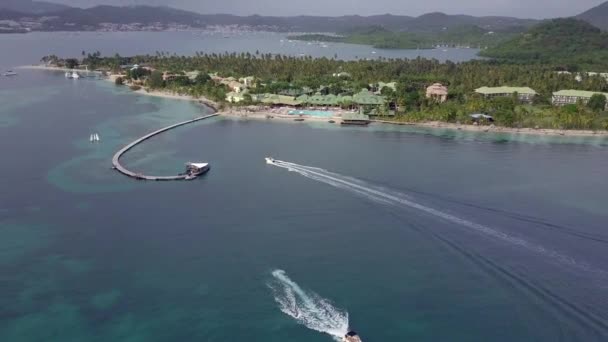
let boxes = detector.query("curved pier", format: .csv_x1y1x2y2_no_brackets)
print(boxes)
112,114,218,181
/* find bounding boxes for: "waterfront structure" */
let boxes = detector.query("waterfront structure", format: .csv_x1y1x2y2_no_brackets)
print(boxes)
474,86,537,103
426,83,448,103
341,113,370,126
552,90,608,109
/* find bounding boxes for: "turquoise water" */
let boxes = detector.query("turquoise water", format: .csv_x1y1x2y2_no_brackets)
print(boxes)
2,40,608,341
288,110,334,117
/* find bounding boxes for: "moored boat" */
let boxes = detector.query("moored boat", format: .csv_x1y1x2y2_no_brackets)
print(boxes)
3,70,18,76
184,162,210,180
343,331,363,342
71,71,81,79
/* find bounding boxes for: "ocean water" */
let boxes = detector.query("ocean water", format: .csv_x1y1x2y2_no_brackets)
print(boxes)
2,39,608,341
0,31,480,69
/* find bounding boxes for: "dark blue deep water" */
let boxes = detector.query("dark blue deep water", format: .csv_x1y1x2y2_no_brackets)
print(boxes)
1,34,608,342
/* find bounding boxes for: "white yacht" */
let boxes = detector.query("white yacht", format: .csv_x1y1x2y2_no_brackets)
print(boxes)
71,71,81,79
265,157,275,165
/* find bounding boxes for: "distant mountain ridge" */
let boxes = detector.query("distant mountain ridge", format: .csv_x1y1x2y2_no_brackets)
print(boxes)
0,4,540,33
0,2,607,33
0,0,71,14
576,1,608,30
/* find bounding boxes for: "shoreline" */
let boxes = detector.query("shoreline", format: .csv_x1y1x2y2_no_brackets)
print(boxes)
17,64,103,74
372,120,608,137
21,64,608,138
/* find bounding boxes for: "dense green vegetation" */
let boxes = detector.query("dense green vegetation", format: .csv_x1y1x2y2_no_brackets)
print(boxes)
44,52,608,130
480,19,608,67
289,25,518,49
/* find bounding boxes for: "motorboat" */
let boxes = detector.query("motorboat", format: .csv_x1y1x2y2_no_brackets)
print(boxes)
265,157,275,165
65,72,72,78
184,162,210,180
3,70,17,76
343,331,363,342
71,71,81,79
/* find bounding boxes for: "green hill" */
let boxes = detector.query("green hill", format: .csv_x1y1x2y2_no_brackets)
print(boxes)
479,18,608,66
577,1,608,31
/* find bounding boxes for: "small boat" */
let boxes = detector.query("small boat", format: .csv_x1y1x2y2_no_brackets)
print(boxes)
265,157,275,165
95,133,100,142
3,70,17,76
328,120,336,124
294,118,305,122
184,162,210,180
89,134,94,142
65,72,72,78
71,71,81,79
343,331,363,342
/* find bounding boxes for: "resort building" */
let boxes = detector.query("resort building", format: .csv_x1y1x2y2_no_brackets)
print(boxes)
332,72,352,78
552,90,608,109
370,82,397,95
239,76,256,87
162,72,180,81
226,91,248,103
227,81,245,93
474,86,537,103
426,83,448,103
254,94,302,107
341,113,370,125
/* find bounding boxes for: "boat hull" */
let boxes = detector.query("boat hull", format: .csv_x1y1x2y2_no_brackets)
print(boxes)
185,165,210,180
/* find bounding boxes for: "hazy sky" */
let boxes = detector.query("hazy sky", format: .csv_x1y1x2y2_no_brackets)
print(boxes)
46,0,606,18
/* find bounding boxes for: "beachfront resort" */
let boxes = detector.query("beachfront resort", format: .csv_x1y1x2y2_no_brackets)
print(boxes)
38,53,608,131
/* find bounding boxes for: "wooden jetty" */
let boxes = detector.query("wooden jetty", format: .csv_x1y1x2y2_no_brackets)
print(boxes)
112,114,218,181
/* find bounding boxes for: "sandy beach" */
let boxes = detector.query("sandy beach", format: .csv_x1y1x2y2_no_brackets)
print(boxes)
373,120,608,137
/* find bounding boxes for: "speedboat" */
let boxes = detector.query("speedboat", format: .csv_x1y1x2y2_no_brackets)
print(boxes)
343,331,362,342
343,331,363,342
4,70,17,76
265,157,275,165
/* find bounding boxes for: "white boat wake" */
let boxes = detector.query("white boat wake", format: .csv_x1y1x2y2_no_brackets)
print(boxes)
268,159,606,276
269,269,349,341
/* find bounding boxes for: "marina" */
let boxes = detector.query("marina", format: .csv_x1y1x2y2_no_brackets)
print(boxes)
111,114,218,181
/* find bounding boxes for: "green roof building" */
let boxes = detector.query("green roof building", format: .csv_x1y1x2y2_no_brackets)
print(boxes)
341,112,370,126
475,86,537,103
552,90,608,110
